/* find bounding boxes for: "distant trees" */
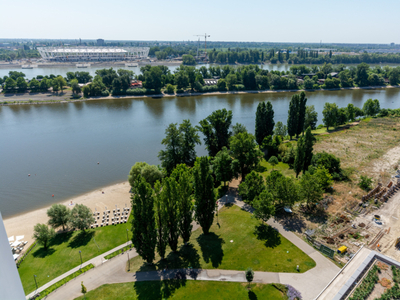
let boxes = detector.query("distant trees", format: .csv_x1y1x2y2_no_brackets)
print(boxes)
182,54,196,65
304,105,318,130
363,99,380,116
322,102,338,130
33,224,56,250
47,204,71,231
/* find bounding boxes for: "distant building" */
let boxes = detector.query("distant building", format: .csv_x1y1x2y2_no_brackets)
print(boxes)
97,39,105,46
130,80,143,88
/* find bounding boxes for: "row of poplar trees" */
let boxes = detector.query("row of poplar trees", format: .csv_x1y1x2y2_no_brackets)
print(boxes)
255,91,315,177
130,158,216,264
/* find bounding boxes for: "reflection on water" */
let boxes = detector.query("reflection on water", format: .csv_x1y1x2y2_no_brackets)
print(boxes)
1,88,400,218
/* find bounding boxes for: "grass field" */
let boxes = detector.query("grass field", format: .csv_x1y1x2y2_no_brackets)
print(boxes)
19,216,132,295
128,205,315,273
259,159,295,178
74,281,286,300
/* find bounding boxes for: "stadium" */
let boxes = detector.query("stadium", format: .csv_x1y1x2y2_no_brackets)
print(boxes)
37,46,150,62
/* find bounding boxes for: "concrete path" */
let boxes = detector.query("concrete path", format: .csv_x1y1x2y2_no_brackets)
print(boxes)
32,193,340,300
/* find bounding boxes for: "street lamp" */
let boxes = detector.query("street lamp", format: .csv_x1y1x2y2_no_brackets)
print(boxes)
79,250,83,267
33,275,38,290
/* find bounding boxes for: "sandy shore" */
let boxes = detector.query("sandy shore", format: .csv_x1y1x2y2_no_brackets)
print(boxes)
3,181,131,246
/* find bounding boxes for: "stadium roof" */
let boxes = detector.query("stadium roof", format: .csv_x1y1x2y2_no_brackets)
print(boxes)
48,48,128,53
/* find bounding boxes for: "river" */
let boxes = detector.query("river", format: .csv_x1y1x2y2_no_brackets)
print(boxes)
1,88,400,218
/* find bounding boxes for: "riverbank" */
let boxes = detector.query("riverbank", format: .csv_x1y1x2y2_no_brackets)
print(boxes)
3,181,130,246
1,84,400,106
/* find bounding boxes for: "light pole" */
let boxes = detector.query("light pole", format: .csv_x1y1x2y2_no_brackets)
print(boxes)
33,275,38,290
79,250,83,267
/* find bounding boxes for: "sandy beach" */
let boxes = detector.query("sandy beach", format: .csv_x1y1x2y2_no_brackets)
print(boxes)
3,181,131,246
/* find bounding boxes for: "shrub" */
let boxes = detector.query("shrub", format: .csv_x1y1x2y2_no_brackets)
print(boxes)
359,175,373,191
101,90,109,96
126,88,147,95
176,88,184,94
236,84,245,91
165,84,175,94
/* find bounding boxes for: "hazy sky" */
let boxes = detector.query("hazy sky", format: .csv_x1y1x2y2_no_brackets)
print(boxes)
2,0,399,44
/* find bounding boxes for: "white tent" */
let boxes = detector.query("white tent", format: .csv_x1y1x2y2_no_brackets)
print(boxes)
8,236,14,242
11,241,21,247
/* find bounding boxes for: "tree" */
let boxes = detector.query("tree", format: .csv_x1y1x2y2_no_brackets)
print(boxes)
359,175,373,191
166,84,175,94
232,123,248,135
198,109,233,157
287,94,299,139
174,72,189,90
213,147,234,186
131,176,157,263
272,176,299,207
363,99,380,116
144,66,163,91
238,171,266,204
40,78,50,91
153,181,168,259
70,79,81,95
297,92,307,136
160,176,180,252
302,127,315,173
81,281,87,298
56,76,67,92
253,190,275,222
255,101,275,145
230,132,263,181
274,121,287,138
180,119,201,167
311,151,342,176
347,103,355,122
304,105,318,130
322,102,338,130
182,54,196,65
299,172,323,209
128,162,163,188
268,156,279,170
16,77,27,90
294,137,304,178
303,77,314,89
225,73,236,90
5,77,16,89
313,167,333,190
389,68,400,85
172,165,193,244
245,268,254,287
29,78,40,91
355,63,370,87
193,157,216,235
32,224,55,250
47,204,71,231
70,204,94,231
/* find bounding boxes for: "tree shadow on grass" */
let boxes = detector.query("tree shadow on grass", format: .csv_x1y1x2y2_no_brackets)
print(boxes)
32,247,55,258
254,224,281,248
197,233,224,268
133,278,186,300
50,231,73,246
68,230,95,249
248,290,258,300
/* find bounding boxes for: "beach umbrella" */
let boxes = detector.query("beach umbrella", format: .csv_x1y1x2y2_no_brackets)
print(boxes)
16,235,24,241
8,236,14,242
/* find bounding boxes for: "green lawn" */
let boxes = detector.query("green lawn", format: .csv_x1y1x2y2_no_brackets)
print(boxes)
74,281,286,300
19,216,132,295
128,205,315,273
260,159,295,178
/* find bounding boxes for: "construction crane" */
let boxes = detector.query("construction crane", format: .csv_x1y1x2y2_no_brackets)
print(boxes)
194,33,210,61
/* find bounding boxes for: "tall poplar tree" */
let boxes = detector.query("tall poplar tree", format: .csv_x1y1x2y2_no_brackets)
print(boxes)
255,101,275,145
302,127,315,173
294,137,304,178
287,94,299,140
194,157,216,234
172,165,194,245
153,181,168,260
297,92,307,136
131,176,157,264
161,177,180,252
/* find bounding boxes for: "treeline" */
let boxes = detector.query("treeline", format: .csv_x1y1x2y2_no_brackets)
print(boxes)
0,48,40,61
1,71,67,93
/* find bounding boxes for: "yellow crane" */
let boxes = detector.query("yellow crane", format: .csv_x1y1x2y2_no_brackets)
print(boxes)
194,34,210,61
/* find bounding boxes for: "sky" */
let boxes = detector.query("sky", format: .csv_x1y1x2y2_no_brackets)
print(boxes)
1,0,399,44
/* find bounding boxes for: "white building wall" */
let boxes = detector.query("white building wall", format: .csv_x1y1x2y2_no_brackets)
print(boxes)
0,212,26,300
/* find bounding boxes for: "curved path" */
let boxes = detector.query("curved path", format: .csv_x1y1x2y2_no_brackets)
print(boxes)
30,193,339,300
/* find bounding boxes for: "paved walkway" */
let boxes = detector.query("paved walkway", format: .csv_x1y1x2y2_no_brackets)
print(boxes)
30,192,340,300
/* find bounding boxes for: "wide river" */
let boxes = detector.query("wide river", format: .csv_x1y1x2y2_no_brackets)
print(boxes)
1,88,400,218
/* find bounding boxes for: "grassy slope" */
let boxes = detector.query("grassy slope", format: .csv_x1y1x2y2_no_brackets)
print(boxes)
260,159,296,178
19,216,132,295
128,205,315,273
74,281,285,300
